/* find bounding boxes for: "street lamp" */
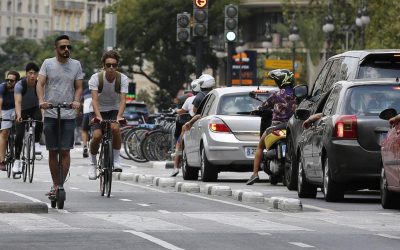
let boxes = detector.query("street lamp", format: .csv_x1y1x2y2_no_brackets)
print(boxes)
355,1,370,49
288,17,300,79
262,22,273,59
322,1,334,59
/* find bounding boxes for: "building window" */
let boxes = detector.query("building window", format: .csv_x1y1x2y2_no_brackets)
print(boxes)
55,15,60,30
28,0,32,12
17,18,21,27
75,16,81,31
6,26,10,35
35,0,38,13
33,28,37,38
66,15,71,32
17,0,22,12
16,27,24,37
7,0,12,11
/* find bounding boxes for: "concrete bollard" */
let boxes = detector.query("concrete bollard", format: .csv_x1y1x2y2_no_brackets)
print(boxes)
241,191,265,203
201,184,217,194
138,174,154,184
119,173,134,181
180,183,200,193
210,186,232,196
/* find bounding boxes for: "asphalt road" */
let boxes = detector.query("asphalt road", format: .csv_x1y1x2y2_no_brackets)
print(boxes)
0,148,399,250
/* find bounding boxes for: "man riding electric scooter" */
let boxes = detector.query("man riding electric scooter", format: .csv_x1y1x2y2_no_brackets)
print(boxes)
246,69,297,185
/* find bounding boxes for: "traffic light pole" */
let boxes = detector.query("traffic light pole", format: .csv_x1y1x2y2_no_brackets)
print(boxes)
195,37,203,78
226,42,234,87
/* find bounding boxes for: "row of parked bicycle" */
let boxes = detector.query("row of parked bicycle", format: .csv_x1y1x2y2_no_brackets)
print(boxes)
120,110,177,163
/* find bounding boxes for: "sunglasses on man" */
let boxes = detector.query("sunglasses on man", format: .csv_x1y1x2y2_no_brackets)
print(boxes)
6,78,15,83
105,63,118,68
59,45,72,50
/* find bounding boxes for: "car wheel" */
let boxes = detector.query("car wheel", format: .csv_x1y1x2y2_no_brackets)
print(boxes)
323,157,344,202
297,153,317,198
285,138,298,190
181,149,198,180
200,147,218,182
269,174,279,185
380,166,398,209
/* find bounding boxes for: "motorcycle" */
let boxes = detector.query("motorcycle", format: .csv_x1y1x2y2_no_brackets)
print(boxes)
261,124,287,185
249,90,287,185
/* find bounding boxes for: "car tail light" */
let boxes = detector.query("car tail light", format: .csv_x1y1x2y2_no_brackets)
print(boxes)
334,115,357,139
208,118,231,133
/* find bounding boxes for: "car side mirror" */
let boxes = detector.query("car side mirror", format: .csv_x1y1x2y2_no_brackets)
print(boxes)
379,108,397,120
294,85,308,100
295,108,311,120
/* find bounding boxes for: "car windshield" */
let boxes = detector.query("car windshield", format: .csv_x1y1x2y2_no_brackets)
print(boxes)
357,54,400,79
344,85,400,116
125,104,148,113
218,93,263,115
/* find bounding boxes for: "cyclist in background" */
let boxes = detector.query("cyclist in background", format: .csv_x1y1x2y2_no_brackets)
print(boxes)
37,34,83,196
13,62,43,174
0,71,20,171
87,50,129,180
81,87,92,158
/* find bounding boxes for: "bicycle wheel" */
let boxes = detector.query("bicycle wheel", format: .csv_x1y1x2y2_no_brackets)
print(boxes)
22,138,28,182
124,127,150,162
28,135,35,183
120,126,132,160
99,146,106,196
6,142,12,178
105,140,113,198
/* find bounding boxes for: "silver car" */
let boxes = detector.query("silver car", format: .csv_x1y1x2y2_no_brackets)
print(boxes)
181,86,278,182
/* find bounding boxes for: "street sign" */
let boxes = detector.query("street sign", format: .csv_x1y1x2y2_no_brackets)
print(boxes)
194,0,207,8
231,50,257,85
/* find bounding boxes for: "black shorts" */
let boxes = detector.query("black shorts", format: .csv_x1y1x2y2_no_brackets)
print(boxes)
90,110,118,131
81,113,91,131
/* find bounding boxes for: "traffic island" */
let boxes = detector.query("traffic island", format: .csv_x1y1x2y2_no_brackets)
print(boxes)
0,202,48,213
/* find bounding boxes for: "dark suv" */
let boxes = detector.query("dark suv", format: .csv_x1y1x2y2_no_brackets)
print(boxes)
124,101,149,125
285,50,400,190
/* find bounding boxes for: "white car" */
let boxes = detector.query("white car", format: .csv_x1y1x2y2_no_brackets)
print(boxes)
181,86,278,182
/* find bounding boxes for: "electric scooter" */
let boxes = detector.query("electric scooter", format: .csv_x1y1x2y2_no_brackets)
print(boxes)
48,102,71,209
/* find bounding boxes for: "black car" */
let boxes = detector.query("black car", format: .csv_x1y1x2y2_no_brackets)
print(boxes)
295,79,400,201
285,50,400,190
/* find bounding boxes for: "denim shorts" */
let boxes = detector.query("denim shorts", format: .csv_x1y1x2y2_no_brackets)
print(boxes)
1,109,15,130
43,117,76,150
81,113,91,132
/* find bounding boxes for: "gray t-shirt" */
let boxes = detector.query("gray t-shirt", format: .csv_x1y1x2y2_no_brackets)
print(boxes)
88,72,129,112
14,79,39,110
39,57,84,119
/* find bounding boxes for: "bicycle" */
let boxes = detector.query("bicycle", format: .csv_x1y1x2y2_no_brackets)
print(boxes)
19,117,42,183
93,118,125,198
1,119,15,179
46,102,72,209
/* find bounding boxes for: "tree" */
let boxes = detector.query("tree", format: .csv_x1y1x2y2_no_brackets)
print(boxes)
90,0,239,98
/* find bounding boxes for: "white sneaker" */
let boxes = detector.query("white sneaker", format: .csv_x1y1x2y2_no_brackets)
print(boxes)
35,143,42,154
13,160,21,173
113,161,123,172
88,164,97,180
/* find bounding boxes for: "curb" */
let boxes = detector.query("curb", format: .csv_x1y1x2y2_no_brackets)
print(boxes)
0,202,48,213
151,161,174,170
115,172,303,212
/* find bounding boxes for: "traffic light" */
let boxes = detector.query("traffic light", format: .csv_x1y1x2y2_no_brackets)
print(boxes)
193,0,208,37
224,4,238,42
126,82,136,102
176,12,191,42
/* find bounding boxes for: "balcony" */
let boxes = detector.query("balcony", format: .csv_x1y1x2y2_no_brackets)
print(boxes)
54,1,85,12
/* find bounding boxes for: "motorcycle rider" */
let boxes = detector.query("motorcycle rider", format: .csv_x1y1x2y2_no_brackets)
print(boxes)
246,69,297,185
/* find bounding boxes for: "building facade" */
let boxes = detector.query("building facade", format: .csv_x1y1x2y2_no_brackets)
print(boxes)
0,0,116,43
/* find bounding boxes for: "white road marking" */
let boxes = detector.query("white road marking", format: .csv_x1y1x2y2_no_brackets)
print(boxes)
0,188,70,213
124,230,185,250
120,199,132,202
184,213,310,232
289,242,314,248
0,188,42,203
86,213,191,231
184,193,271,213
376,233,400,240
0,214,74,231
116,181,167,193
137,203,150,207
302,204,335,212
158,210,171,214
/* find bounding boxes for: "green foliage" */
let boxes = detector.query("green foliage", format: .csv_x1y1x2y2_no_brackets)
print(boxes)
136,89,155,113
153,88,171,111
366,0,400,49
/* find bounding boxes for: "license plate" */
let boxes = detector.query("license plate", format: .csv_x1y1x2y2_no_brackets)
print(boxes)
379,132,388,146
245,147,257,158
